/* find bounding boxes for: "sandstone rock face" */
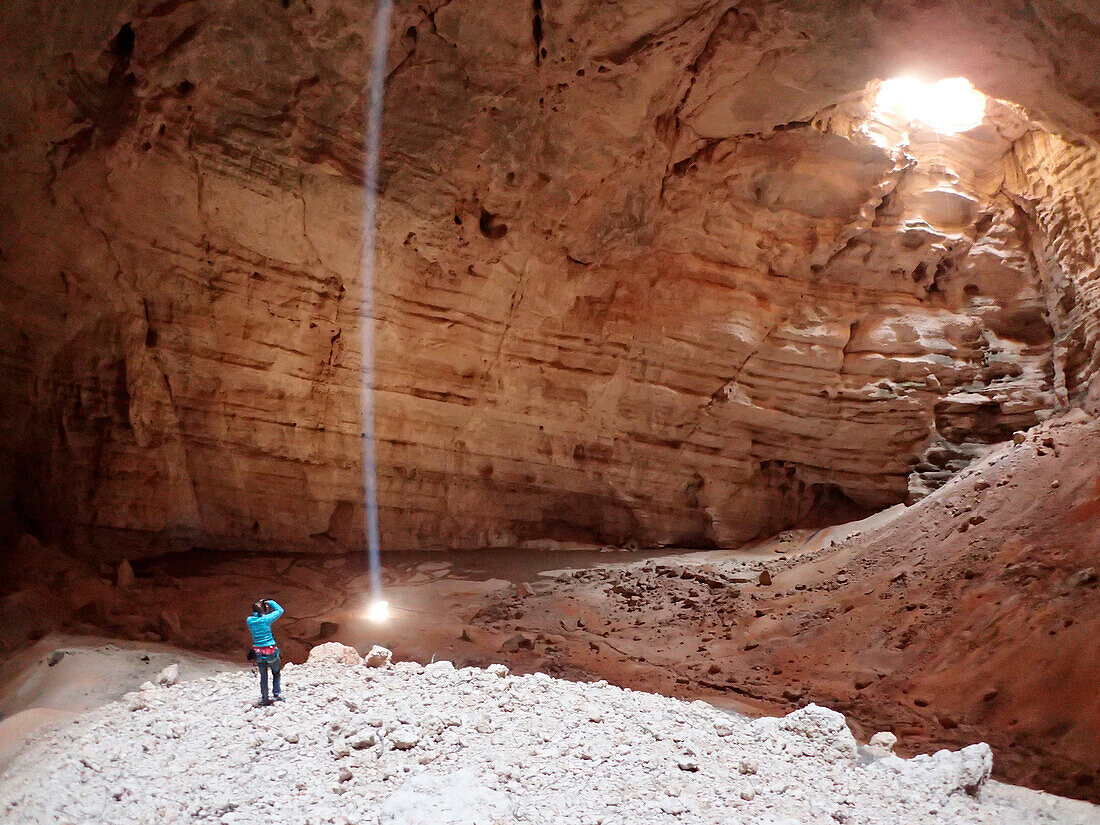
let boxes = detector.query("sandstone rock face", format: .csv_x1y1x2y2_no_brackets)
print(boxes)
2,0,1100,556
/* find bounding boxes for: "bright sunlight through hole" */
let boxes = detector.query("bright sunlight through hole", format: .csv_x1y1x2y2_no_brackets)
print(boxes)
365,599,390,623
875,77,986,134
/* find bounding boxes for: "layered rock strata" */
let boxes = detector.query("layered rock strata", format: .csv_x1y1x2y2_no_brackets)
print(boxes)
1,0,1099,555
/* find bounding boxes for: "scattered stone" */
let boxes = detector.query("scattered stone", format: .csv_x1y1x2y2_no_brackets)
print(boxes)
486,664,509,678
156,663,180,686
351,731,377,750
500,633,534,653
364,645,393,667
46,650,67,667
389,726,421,750
869,732,898,754
758,570,773,586
1012,431,1027,445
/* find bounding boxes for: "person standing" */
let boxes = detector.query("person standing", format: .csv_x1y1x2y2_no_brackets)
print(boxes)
247,598,285,706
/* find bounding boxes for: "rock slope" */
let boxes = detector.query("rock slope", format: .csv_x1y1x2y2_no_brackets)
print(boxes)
0,646,1086,825
460,411,1100,800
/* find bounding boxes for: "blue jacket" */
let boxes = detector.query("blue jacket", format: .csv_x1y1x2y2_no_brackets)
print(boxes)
247,600,284,648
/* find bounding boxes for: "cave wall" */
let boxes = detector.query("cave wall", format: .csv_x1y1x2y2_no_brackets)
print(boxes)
1,0,1100,557
1007,131,1100,412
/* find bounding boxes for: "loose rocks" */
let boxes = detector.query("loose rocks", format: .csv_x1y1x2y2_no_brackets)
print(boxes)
0,652,1061,825
389,726,421,751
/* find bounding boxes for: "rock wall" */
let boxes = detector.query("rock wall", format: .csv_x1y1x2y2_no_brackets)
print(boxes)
1,0,1100,557
1007,131,1100,412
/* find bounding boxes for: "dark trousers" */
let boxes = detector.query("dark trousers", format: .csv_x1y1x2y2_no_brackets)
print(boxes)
257,652,281,701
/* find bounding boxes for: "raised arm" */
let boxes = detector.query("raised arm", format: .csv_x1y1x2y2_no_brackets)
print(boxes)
265,599,284,622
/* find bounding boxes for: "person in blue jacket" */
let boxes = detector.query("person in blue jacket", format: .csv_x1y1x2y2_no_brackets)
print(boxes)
246,598,284,705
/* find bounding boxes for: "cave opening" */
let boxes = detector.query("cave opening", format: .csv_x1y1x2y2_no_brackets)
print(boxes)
1,1,1100,818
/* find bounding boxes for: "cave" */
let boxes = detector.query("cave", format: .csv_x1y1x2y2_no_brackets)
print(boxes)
1,1,1099,821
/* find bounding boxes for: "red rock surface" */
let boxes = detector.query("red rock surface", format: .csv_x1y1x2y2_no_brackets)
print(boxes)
2,1,1100,804
1,416,1095,799
455,412,1100,800
2,1,1100,555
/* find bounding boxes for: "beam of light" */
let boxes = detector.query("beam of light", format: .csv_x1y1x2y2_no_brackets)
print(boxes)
360,0,394,610
875,76,986,134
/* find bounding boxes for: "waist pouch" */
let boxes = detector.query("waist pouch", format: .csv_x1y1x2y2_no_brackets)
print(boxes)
253,645,279,659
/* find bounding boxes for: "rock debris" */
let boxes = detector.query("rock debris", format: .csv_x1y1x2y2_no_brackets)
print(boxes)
0,645,1069,825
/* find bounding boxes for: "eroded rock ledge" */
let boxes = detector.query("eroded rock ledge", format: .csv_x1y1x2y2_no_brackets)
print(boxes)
2,0,1100,555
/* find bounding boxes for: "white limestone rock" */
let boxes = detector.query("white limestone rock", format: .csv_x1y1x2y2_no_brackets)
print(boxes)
364,645,393,668
156,664,179,686
307,643,363,666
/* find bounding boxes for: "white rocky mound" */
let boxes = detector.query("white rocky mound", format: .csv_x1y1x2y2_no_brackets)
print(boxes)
0,644,1069,824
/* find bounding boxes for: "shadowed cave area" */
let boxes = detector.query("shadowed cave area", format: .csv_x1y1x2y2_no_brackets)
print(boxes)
1,0,1100,821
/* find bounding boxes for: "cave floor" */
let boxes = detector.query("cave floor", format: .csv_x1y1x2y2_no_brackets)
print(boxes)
4,509,1096,807
125,513,879,695
7,415,1100,803
39,507,973,772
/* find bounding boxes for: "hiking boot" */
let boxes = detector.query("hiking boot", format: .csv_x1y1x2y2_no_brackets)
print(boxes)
273,695,285,702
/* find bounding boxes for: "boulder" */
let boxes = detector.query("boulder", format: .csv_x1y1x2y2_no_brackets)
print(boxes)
307,643,363,666
364,645,393,668
156,664,179,686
